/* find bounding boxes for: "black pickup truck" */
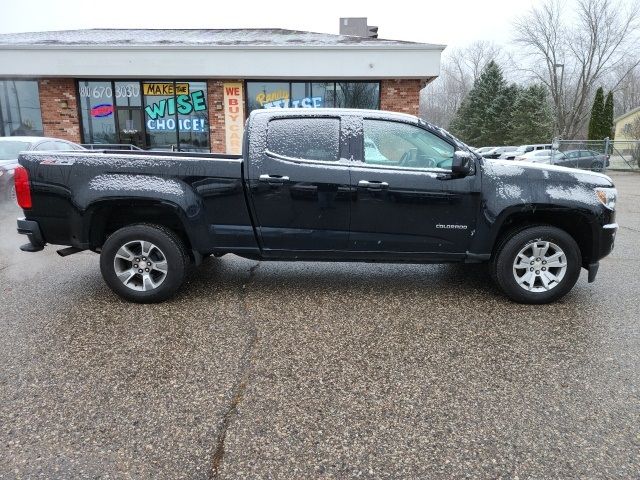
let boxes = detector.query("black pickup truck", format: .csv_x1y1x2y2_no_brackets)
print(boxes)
15,109,617,304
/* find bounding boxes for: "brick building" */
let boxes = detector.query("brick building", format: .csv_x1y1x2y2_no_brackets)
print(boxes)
0,28,443,154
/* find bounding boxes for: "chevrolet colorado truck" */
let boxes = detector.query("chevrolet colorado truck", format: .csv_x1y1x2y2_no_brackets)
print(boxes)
14,109,618,304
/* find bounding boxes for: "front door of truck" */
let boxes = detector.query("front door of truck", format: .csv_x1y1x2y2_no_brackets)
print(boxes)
349,118,480,259
246,114,351,254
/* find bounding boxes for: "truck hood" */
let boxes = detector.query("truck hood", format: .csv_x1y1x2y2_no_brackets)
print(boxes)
483,159,614,188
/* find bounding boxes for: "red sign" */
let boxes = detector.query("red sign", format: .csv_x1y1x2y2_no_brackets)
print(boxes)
91,103,114,118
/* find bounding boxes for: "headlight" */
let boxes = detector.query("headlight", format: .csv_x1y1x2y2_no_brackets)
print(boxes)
595,187,617,210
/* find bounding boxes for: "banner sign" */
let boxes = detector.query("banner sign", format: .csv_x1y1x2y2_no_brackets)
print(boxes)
223,83,245,155
143,83,189,96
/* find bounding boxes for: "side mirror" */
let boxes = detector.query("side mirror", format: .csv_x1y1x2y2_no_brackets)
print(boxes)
451,150,473,176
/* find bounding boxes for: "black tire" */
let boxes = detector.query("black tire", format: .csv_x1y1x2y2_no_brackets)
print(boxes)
491,225,581,304
590,161,603,172
100,224,189,303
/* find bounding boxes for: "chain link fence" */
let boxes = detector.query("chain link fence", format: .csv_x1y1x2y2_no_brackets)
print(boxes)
552,139,640,172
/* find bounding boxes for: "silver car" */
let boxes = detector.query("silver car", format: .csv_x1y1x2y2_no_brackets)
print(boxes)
0,136,84,202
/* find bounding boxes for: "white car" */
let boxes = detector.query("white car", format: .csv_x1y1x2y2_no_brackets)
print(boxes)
514,149,565,164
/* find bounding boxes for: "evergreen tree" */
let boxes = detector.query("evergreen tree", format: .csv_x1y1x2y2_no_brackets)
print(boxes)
509,84,554,145
603,91,614,139
588,87,604,140
449,61,514,146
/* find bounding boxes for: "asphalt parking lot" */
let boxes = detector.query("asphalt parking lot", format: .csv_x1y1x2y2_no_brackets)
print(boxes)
1,171,638,479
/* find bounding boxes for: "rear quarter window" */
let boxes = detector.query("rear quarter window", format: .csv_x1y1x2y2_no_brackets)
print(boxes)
266,117,340,161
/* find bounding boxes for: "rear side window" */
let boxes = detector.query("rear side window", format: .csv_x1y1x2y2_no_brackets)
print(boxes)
266,118,340,161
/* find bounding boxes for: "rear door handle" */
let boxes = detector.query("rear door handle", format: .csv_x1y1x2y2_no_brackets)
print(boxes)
358,180,389,190
259,174,289,184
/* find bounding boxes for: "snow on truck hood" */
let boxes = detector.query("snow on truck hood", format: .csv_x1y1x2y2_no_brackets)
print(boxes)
483,158,614,187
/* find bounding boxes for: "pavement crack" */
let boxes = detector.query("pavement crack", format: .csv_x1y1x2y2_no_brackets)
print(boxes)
209,261,260,479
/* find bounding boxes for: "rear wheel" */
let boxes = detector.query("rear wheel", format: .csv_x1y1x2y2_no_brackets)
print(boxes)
492,225,581,304
100,224,188,303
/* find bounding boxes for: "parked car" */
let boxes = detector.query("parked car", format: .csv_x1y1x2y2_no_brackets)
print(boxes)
15,109,617,305
514,149,564,164
500,144,553,160
0,136,84,202
482,146,517,159
475,146,496,155
552,150,610,172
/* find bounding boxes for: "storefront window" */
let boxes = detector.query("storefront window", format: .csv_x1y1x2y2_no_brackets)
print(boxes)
336,82,380,109
0,80,44,136
177,81,209,152
78,80,210,151
79,80,118,144
143,81,178,150
246,81,379,113
247,82,290,111
143,81,210,152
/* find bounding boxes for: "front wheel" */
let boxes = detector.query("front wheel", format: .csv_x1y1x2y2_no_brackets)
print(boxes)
100,224,189,303
492,225,581,304
590,160,604,172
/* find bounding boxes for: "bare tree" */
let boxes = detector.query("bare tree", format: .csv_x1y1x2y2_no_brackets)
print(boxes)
420,41,509,127
611,62,640,116
513,0,640,139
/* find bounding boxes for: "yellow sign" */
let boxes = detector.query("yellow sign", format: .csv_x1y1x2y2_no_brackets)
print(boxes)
143,83,189,96
223,83,245,155
256,89,289,106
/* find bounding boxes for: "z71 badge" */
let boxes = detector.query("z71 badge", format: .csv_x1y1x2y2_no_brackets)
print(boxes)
40,158,76,165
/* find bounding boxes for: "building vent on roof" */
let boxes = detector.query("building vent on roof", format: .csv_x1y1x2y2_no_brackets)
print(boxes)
339,18,379,38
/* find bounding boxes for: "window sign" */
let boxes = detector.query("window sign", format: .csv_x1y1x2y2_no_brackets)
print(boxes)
246,81,379,113
78,80,210,151
143,81,210,151
143,83,189,96
115,81,141,107
223,82,244,155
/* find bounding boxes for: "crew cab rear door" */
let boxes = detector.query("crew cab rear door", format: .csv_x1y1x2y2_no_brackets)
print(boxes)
349,117,480,258
246,113,351,253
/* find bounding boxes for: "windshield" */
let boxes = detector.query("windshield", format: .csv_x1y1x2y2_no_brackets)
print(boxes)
0,141,31,160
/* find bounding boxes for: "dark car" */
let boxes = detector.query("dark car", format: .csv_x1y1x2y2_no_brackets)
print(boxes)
15,109,617,305
0,136,84,201
552,150,610,172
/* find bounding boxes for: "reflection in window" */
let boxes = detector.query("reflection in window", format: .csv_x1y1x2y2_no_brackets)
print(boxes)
0,80,44,136
336,82,380,109
267,118,340,161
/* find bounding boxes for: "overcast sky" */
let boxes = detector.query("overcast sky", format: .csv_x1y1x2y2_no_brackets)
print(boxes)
0,0,539,50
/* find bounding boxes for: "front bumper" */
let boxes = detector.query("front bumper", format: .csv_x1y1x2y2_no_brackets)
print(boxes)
587,222,617,283
17,217,45,252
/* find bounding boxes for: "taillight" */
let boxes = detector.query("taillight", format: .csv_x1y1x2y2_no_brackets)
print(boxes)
14,166,32,209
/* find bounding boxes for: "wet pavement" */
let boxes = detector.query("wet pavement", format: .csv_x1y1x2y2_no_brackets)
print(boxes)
0,172,638,479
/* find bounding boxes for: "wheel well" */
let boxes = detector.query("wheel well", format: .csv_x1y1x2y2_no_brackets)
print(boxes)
492,211,593,266
88,202,192,253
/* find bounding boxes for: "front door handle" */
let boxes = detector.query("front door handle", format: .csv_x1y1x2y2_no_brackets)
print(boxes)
358,180,389,190
259,174,290,185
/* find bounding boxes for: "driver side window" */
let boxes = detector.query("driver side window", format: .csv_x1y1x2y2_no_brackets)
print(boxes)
363,120,454,170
